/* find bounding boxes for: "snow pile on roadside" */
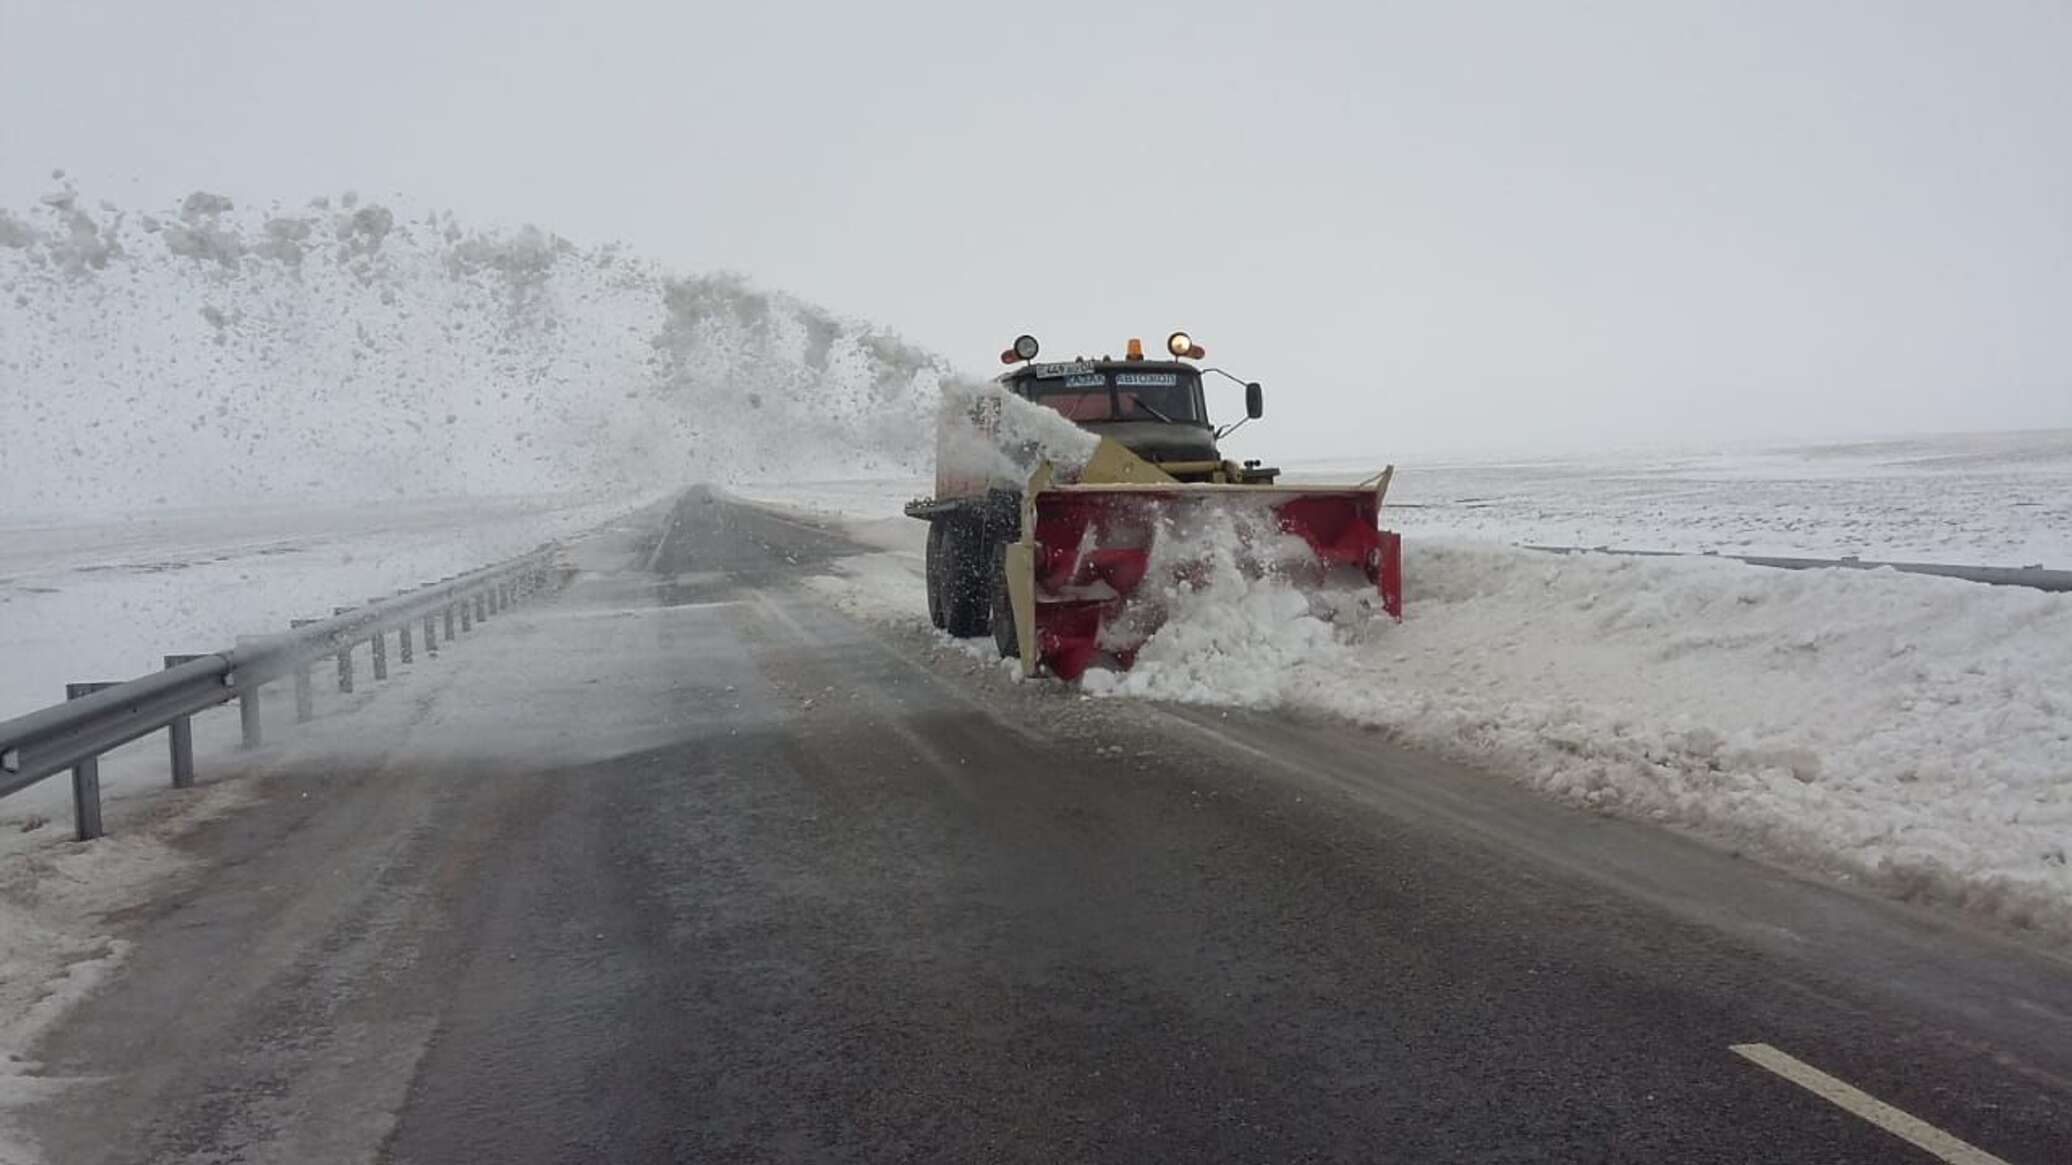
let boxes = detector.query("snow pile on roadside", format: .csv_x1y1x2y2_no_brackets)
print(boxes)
1102,539,2072,935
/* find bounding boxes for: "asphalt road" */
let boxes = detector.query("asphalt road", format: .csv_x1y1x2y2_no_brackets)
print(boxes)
22,489,2072,1163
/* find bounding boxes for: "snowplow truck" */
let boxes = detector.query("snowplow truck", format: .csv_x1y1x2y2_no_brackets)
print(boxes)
904,332,1402,682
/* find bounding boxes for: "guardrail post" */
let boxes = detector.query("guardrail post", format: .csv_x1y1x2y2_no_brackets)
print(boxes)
391,588,412,663
228,637,266,749
238,678,263,749
474,592,488,623
65,682,117,840
365,600,391,680
163,655,203,788
420,585,440,655
459,599,472,632
290,619,317,721
333,607,356,692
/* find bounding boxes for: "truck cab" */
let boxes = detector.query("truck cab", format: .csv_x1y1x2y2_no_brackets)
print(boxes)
999,354,1277,485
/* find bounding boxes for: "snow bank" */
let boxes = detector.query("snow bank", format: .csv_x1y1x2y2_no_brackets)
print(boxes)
1093,539,2072,936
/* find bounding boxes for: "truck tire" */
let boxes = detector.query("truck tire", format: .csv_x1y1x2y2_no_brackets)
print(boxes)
990,538,1019,662
924,521,947,630
942,521,991,638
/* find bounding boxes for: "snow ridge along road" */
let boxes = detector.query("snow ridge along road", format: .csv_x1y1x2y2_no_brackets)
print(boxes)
9,489,2069,1163
760,476,2072,944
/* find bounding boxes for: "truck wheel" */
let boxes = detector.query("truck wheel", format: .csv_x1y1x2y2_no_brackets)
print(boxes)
990,539,1019,662
942,522,991,638
924,521,946,630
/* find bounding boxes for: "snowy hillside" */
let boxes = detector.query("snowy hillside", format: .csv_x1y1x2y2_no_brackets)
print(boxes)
1,178,958,716
0,177,947,512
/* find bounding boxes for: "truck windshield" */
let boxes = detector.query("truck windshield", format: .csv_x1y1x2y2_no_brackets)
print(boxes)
1016,370,1206,425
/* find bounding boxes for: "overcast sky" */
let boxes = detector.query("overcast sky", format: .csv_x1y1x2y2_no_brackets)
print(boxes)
4,0,2066,459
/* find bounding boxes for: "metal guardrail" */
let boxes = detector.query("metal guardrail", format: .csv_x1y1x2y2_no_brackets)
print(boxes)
0,543,570,841
1522,545,2072,593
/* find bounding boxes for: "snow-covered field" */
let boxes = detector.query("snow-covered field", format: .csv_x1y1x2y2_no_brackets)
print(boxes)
1299,428,2072,566
0,493,655,721
743,430,2072,940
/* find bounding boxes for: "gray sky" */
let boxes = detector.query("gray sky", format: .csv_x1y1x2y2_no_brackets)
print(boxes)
4,0,2067,459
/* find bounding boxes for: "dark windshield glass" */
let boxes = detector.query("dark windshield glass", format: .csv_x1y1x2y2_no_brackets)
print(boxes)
1015,369,1205,424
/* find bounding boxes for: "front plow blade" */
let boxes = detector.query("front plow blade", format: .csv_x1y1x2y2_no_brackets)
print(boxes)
1012,481,1401,682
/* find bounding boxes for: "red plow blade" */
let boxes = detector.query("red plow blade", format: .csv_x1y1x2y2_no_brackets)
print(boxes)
1022,484,1401,682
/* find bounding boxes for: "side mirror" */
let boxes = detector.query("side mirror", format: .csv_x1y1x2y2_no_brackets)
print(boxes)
1245,382,1264,420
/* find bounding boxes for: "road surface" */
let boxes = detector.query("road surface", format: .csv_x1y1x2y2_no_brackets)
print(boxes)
20,489,2072,1163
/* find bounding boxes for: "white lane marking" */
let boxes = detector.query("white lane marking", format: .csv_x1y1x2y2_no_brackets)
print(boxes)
1730,1043,2013,1165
